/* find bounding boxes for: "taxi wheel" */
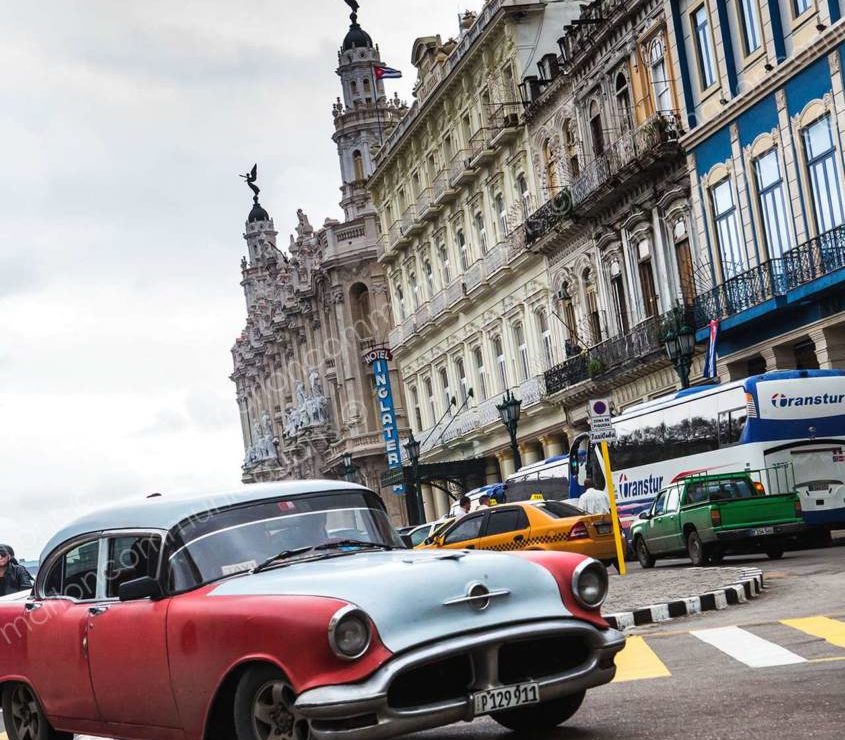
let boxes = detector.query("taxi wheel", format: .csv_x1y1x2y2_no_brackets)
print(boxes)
635,537,655,569
1,683,73,740
491,689,585,732
233,665,310,740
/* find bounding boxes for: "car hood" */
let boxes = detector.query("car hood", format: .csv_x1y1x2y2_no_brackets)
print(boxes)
209,549,569,653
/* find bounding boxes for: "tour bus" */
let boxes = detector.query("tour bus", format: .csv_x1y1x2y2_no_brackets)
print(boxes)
568,369,845,537
506,454,570,483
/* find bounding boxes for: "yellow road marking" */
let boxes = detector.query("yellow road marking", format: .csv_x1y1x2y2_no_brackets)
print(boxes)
807,656,845,663
782,616,845,649
612,635,672,682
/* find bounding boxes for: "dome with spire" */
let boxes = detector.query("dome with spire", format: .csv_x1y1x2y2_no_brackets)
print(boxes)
342,18,373,51
248,200,270,223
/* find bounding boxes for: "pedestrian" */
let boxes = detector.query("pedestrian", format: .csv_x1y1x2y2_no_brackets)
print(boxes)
456,495,471,518
577,477,611,514
0,544,34,597
478,494,492,509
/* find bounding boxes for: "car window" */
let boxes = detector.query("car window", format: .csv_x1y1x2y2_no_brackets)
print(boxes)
42,539,101,601
409,527,430,547
105,535,162,599
534,501,583,518
665,487,681,513
443,514,485,545
484,508,529,537
652,491,667,516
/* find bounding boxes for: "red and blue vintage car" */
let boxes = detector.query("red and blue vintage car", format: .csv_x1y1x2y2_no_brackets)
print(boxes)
0,481,625,740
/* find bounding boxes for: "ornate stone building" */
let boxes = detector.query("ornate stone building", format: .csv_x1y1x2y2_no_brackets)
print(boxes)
231,7,410,524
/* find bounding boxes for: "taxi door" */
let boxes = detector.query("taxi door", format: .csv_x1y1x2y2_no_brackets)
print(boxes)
476,507,531,551
438,512,487,549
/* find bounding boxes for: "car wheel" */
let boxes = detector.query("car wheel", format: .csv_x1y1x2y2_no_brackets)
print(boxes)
686,530,709,567
491,689,585,732
766,548,784,560
635,537,655,569
233,665,310,740
1,683,73,740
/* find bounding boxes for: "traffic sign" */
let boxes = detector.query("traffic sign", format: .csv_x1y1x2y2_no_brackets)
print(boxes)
589,398,616,443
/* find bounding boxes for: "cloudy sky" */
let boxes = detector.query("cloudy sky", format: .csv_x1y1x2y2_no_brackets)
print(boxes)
0,0,481,559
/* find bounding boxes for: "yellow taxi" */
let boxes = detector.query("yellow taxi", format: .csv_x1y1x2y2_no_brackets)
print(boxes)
416,499,618,566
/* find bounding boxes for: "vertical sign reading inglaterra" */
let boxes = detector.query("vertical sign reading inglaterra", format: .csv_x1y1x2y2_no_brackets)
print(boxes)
363,347,405,496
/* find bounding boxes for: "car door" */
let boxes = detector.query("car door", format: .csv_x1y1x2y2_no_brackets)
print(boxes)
643,489,669,554
85,532,182,731
476,507,531,551
440,513,486,549
657,486,684,554
24,537,102,722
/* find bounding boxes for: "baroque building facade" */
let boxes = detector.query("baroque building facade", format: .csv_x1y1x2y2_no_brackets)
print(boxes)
368,1,584,521
663,0,845,375
523,0,705,430
231,9,410,524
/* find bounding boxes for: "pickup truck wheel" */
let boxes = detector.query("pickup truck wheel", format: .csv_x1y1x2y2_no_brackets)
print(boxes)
1,683,73,740
766,548,784,560
708,547,725,564
233,665,310,740
635,537,655,569
491,689,585,732
686,531,709,567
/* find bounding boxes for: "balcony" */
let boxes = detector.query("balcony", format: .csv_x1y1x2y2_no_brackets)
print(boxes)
570,112,683,216
416,187,437,222
388,220,404,249
489,102,523,147
401,204,421,239
693,226,845,330
465,260,484,292
469,128,496,167
525,189,573,246
448,149,477,188
544,310,682,397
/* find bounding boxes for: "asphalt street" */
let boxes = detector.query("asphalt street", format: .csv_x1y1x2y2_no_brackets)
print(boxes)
1,546,843,740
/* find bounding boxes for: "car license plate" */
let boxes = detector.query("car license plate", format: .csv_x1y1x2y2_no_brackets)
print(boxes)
595,523,612,535
809,482,829,491
751,526,774,536
473,682,539,716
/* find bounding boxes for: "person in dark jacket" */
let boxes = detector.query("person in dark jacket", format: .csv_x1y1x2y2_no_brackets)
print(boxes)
0,544,34,596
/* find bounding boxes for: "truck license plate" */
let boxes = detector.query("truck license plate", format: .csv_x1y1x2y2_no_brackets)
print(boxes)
751,526,774,536
473,682,539,716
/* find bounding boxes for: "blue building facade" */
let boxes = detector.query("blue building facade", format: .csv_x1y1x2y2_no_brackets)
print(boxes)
665,0,845,376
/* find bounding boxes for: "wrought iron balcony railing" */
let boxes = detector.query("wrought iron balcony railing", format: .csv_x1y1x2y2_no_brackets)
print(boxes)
693,225,845,327
525,188,572,245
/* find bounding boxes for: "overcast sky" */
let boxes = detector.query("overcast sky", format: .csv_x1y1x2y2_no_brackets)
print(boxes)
0,0,482,559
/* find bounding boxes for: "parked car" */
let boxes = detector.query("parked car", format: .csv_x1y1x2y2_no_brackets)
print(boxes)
0,481,625,740
630,472,806,567
405,517,455,548
419,500,620,569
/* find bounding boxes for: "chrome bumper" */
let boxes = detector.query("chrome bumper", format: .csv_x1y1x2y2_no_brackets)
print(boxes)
296,619,626,740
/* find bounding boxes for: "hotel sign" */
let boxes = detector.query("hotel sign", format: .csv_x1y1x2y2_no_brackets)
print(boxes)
363,347,405,495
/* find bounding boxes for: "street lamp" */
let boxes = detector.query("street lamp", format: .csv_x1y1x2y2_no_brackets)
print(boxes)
341,451,357,483
404,433,426,525
663,310,697,389
497,389,523,472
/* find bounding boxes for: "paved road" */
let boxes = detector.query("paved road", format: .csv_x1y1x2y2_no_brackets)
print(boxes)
2,546,842,740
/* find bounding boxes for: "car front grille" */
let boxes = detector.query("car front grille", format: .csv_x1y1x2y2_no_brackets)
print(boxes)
498,635,590,684
387,653,474,709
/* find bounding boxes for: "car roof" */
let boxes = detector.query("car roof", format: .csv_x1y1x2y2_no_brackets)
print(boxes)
40,480,369,562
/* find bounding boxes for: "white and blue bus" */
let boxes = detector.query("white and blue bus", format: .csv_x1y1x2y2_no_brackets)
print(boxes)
568,369,845,535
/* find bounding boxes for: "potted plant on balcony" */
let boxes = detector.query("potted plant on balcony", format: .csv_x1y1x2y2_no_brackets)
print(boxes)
587,356,606,378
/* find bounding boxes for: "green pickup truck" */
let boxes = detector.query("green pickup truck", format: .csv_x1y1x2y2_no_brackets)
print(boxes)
630,472,806,567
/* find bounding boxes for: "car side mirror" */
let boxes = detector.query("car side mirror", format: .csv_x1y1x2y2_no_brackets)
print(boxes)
400,534,414,549
639,511,651,520
118,576,164,602
423,536,434,546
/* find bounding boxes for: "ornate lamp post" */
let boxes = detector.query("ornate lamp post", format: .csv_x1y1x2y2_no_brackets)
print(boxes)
497,390,523,472
663,310,697,389
404,433,425,525
341,452,357,483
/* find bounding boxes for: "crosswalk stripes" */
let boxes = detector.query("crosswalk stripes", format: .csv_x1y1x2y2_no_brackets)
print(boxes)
690,626,807,668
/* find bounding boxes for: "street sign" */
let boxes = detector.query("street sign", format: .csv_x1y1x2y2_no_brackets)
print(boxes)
588,398,616,443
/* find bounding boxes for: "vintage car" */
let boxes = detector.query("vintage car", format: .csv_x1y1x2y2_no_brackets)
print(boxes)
418,500,620,569
0,481,625,740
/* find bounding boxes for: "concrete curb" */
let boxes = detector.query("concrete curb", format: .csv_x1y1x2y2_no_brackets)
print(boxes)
605,568,765,630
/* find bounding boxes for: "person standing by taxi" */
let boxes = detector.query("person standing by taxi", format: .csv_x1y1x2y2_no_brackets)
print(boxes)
0,544,34,596
455,496,472,519
577,478,611,514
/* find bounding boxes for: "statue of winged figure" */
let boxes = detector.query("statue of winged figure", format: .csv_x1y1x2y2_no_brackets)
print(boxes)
345,1,360,13
240,163,260,201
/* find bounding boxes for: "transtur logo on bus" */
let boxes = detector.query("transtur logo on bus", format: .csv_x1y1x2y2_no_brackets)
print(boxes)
770,392,845,408
617,473,664,499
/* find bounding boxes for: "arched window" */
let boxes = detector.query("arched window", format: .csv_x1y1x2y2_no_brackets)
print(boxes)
457,228,470,269
543,138,559,194
395,285,406,321
513,321,529,381
455,357,469,401
516,174,531,216
495,193,508,237
563,119,579,178
583,267,601,344
473,346,488,401
423,257,435,296
409,271,420,310
362,77,372,100
410,386,422,430
349,283,373,339
352,150,365,181
609,261,629,335
536,309,554,369
424,377,436,424
493,335,507,391
615,72,632,131
589,100,604,156
350,80,358,97
438,243,451,285
438,367,451,411
650,38,672,113
474,212,487,254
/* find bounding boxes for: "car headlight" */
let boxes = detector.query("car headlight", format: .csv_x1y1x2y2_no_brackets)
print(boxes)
571,559,608,610
328,606,372,660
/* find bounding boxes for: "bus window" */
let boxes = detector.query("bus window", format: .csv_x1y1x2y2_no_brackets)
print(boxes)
717,408,746,447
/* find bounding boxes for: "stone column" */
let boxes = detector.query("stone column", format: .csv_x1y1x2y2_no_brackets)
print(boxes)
421,483,437,522
758,343,796,372
809,325,845,369
497,450,515,479
433,485,451,518
521,441,542,465
540,434,565,458
485,457,500,484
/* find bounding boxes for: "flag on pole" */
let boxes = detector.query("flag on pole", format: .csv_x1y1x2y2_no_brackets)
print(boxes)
374,64,403,80
703,319,720,378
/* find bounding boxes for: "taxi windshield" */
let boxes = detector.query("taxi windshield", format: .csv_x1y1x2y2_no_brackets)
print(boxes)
167,490,403,591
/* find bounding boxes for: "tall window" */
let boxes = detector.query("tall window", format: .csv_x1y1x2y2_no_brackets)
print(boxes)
513,322,530,381
495,194,508,238
674,220,697,307
457,228,470,269
456,357,469,401
803,115,845,235
438,243,451,285
439,367,451,411
711,179,744,277
794,0,811,15
537,310,554,369
650,38,672,112
473,346,488,401
424,378,436,423
493,335,507,391
615,73,632,131
693,6,717,89
395,285,406,320
410,386,422,430
561,283,578,348
638,241,659,319
589,100,605,156
754,149,793,258
543,138,559,194
564,120,579,177
583,269,602,345
423,257,435,296
738,0,762,55
517,174,531,217
352,150,365,181
474,212,488,254
362,77,371,100
409,271,420,309
610,272,630,335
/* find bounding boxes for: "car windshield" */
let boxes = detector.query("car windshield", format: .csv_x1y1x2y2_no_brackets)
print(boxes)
167,490,403,591
534,500,583,518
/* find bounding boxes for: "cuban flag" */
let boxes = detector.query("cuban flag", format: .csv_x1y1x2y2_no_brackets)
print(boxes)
703,319,719,378
374,64,402,80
